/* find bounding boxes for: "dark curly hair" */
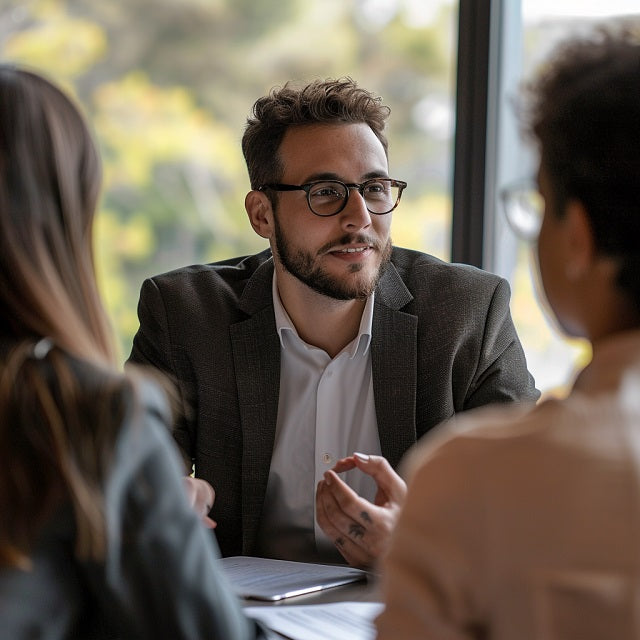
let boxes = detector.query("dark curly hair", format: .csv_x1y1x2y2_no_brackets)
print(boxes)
523,27,640,311
241,77,390,192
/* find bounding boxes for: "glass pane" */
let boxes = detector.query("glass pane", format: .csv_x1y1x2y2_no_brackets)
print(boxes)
493,2,640,396
0,0,458,359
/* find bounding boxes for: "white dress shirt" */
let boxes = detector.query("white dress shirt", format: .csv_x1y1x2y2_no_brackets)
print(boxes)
254,273,382,563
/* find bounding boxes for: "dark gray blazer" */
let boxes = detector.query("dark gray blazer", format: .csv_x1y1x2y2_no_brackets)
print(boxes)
129,247,538,557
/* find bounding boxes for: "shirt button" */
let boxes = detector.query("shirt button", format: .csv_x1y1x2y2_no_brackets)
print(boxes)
322,453,333,465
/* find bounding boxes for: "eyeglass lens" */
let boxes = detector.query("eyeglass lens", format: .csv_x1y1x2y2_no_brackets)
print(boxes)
308,179,400,216
503,187,544,241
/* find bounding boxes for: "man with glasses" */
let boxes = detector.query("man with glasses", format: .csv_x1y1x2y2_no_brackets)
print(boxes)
128,78,538,568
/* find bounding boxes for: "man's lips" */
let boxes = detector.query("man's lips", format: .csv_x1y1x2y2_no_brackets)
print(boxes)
317,235,379,256
329,246,372,254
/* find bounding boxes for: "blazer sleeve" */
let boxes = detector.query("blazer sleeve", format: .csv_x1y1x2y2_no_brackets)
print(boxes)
128,277,173,372
463,278,539,409
127,277,194,467
83,382,269,640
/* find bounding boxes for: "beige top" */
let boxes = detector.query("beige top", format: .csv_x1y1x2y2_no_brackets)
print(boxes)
377,330,640,640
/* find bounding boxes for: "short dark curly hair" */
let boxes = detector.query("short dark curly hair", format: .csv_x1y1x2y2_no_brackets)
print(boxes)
523,27,640,310
241,77,390,191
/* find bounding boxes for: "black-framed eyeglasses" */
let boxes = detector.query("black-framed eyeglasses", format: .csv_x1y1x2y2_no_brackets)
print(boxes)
500,179,545,242
258,178,407,217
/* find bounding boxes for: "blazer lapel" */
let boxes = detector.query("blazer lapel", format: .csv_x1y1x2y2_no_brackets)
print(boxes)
230,257,280,554
372,262,418,470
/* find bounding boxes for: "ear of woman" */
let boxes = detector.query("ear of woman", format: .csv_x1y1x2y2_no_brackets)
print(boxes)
562,198,636,341
562,199,595,281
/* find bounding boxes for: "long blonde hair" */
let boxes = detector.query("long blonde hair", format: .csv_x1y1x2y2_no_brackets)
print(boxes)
0,66,125,567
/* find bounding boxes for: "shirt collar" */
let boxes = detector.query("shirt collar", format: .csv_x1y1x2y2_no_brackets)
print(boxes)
272,271,373,358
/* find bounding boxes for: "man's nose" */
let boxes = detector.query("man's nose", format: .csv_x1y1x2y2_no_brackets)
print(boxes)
339,187,372,229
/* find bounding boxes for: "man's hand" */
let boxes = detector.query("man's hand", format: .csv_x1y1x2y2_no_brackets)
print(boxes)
315,453,407,569
183,476,217,529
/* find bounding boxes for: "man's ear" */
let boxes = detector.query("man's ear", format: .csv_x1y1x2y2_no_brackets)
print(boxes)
563,199,596,281
245,190,274,239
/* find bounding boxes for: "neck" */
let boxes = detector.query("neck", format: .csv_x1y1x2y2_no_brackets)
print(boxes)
579,260,640,346
276,269,367,358
588,302,640,347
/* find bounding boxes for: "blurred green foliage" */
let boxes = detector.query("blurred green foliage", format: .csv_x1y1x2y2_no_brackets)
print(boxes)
0,0,456,360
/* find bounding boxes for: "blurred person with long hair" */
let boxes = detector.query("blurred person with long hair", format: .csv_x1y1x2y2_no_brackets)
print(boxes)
0,66,267,640
376,28,640,639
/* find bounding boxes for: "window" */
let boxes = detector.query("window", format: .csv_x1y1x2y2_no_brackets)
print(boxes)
486,1,640,394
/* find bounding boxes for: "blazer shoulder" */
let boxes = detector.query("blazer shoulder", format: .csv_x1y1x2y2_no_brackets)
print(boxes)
390,246,505,296
143,249,273,307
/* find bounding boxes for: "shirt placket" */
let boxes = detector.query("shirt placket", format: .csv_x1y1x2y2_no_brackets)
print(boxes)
313,356,342,545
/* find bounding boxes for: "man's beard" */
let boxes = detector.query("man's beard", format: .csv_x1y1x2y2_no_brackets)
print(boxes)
273,214,392,300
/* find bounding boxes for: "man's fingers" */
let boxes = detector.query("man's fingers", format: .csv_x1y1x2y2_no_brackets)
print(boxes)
320,469,398,560
316,475,359,534
332,531,371,568
183,477,216,519
329,453,407,505
323,470,373,524
316,455,406,569
316,480,372,568
315,480,334,533
320,471,383,543
330,457,357,474
316,481,351,560
183,477,197,506
350,454,407,504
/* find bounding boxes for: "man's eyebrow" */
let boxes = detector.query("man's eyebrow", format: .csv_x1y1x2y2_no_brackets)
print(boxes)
302,172,343,182
302,171,390,183
361,171,390,181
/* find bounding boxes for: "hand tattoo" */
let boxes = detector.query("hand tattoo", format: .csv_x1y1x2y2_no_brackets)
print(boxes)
349,523,365,539
335,537,345,548
360,511,372,523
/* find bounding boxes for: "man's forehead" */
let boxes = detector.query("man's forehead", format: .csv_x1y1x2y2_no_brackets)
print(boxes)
280,121,382,148
278,121,388,178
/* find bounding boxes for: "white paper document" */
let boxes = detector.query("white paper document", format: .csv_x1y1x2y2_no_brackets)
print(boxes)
245,601,384,640
220,556,367,601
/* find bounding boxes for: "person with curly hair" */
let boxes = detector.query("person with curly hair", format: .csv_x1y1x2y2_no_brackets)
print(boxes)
377,28,640,639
